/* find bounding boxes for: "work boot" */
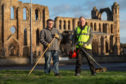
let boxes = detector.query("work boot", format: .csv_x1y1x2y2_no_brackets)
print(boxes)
75,73,80,76
91,72,96,76
54,73,60,76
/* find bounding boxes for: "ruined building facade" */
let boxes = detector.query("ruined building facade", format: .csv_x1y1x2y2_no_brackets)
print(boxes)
0,0,49,57
0,0,120,59
55,2,120,56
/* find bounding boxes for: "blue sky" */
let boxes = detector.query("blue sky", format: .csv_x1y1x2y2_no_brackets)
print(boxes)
19,0,126,43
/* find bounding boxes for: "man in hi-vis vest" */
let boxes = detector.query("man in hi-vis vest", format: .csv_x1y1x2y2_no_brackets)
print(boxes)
72,16,96,76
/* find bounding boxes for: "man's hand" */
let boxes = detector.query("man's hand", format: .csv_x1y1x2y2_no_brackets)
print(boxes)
46,43,51,47
83,44,87,47
54,33,59,39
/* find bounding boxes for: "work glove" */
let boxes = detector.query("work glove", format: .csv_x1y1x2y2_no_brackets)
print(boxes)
54,33,60,39
83,44,88,48
46,43,51,47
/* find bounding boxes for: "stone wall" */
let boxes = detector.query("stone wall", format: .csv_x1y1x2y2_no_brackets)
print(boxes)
0,0,49,58
0,1,123,65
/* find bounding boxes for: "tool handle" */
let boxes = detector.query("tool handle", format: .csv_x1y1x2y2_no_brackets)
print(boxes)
27,38,55,76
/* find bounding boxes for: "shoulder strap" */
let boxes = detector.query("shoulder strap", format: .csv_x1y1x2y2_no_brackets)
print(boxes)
76,27,83,40
87,26,90,33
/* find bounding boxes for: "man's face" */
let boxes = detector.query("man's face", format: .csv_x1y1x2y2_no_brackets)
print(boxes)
47,21,54,29
79,17,85,27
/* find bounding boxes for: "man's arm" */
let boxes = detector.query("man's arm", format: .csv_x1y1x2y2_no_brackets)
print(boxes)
55,29,62,40
40,30,48,47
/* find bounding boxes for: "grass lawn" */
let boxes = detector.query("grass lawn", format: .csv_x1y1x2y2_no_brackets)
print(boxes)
0,70,126,84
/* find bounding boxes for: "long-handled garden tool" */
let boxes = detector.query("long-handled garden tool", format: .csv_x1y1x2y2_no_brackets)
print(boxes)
80,47,107,73
27,37,56,76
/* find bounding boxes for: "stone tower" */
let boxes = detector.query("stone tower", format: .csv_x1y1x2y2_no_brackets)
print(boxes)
112,2,120,55
90,2,120,55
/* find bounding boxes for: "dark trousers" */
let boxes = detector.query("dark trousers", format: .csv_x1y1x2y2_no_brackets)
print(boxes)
75,48,95,75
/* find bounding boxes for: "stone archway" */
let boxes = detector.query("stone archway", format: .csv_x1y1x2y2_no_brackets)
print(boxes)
8,43,19,56
7,37,19,56
99,8,112,21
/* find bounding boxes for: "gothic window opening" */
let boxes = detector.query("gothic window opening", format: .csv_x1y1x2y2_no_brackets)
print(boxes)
64,20,66,30
103,23,107,33
23,8,27,20
10,7,14,19
99,24,101,32
59,20,62,30
9,44,16,56
90,23,93,28
24,28,27,45
43,9,45,28
94,23,96,31
105,41,109,53
101,12,107,20
111,24,113,33
2,5,4,44
36,29,40,46
110,36,114,53
68,21,70,30
35,9,38,20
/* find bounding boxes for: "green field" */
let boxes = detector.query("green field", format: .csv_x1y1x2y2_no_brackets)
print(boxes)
0,70,126,84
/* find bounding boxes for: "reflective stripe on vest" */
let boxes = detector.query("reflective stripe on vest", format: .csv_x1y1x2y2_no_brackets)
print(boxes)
76,26,92,49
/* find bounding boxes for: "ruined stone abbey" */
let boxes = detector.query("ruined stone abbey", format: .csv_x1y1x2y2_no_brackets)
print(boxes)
0,0,120,60
55,2,120,56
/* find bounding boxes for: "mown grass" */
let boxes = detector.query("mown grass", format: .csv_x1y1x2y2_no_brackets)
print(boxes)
0,70,126,84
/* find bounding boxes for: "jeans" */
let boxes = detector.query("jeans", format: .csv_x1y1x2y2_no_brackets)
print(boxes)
44,50,59,74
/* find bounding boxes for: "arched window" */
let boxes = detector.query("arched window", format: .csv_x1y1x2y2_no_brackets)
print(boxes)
101,12,107,20
10,7,14,19
10,26,16,34
23,8,27,20
90,23,93,28
90,23,93,31
94,23,96,31
35,9,38,20
68,21,70,30
64,20,66,30
59,20,62,30
99,24,101,32
24,28,27,45
103,23,107,33
36,29,39,46
2,5,4,43
105,41,109,53
111,24,113,33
